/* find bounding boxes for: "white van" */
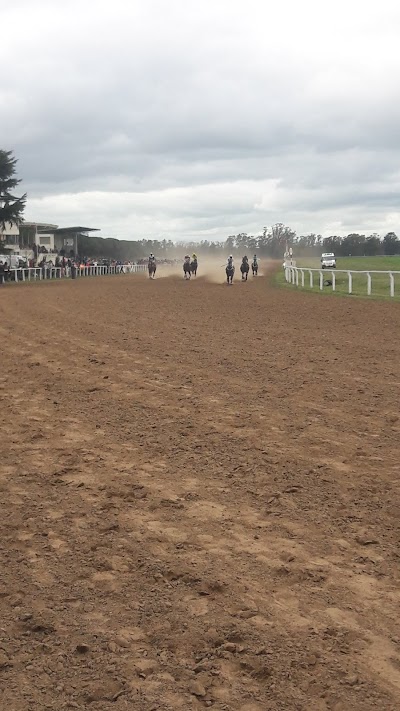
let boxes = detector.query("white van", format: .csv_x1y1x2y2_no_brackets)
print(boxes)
321,253,336,269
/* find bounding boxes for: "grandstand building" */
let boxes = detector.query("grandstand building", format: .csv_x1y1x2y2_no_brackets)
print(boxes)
6,223,100,257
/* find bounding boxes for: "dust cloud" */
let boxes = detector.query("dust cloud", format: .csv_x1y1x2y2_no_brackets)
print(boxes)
157,258,269,284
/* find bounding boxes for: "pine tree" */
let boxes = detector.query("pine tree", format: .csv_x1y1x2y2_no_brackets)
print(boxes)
0,150,27,229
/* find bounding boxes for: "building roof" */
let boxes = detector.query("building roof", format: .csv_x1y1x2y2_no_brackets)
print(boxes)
22,222,59,231
53,226,100,234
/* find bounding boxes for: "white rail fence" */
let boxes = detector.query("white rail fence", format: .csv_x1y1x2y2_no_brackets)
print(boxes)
0,263,148,284
285,266,400,298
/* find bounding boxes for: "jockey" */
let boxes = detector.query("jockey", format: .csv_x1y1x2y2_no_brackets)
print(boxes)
227,255,234,269
192,253,197,262
242,255,249,263
184,254,190,263
253,254,258,266
149,253,156,264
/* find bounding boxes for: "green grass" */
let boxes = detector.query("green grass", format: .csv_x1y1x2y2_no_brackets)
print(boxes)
296,256,400,271
277,256,400,300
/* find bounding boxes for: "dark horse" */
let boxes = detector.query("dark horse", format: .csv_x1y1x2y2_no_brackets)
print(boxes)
190,259,198,276
148,262,156,279
183,261,191,279
252,260,258,276
226,264,235,284
240,259,250,281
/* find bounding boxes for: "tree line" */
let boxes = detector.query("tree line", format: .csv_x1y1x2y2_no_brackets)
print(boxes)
77,234,176,262
79,225,400,260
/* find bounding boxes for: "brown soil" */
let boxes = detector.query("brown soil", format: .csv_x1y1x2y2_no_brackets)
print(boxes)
0,270,399,711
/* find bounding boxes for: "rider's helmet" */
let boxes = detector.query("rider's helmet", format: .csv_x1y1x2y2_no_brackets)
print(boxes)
229,255,233,259
150,253,154,258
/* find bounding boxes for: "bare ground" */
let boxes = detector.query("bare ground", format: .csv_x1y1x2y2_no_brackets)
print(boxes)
0,269,399,711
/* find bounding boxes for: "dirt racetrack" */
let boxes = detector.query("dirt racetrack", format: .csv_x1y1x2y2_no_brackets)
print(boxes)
0,267,399,711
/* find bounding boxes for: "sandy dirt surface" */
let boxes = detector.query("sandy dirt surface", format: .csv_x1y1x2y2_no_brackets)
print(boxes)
0,268,399,711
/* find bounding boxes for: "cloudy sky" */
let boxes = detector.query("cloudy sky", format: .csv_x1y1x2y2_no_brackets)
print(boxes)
2,0,400,241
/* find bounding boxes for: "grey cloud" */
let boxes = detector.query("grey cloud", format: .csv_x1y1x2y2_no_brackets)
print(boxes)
2,0,400,239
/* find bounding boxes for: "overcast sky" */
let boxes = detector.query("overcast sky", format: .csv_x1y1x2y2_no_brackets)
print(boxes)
1,0,400,240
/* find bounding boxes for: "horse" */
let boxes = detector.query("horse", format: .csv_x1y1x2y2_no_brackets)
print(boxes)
226,264,235,284
240,260,249,281
252,261,258,276
190,259,198,276
148,262,156,279
183,261,191,279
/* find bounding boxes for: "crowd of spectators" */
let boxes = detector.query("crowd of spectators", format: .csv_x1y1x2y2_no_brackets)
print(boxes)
0,254,149,283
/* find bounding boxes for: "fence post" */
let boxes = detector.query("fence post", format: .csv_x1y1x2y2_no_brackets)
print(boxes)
309,270,313,288
348,271,352,294
367,272,371,296
15,269,18,283
319,271,323,290
331,271,336,291
22,269,25,282
389,272,394,297
300,269,305,287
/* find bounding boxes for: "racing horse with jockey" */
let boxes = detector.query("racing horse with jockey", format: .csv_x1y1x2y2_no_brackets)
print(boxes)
226,255,235,284
190,253,198,277
183,255,192,279
148,254,157,278
240,255,250,281
252,255,259,276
